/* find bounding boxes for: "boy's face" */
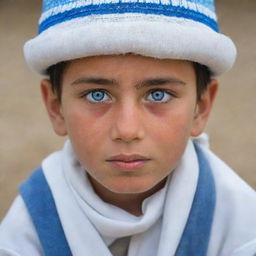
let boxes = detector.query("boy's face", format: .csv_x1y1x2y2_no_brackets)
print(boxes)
42,54,217,196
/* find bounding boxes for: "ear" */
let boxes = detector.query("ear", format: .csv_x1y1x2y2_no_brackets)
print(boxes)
40,79,67,136
190,79,219,137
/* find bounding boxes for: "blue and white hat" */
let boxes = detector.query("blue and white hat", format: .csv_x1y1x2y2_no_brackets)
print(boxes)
24,0,236,76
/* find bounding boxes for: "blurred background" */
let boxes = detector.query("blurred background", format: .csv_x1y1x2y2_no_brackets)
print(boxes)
0,0,255,220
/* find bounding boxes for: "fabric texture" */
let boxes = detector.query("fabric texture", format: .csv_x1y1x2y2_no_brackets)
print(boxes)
19,169,72,256
56,139,199,256
24,0,236,76
1,137,256,255
175,143,216,256
17,142,216,256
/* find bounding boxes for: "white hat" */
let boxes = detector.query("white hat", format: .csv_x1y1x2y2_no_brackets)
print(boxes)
24,0,237,76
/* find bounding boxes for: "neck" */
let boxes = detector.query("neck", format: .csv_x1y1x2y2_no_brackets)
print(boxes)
88,176,167,216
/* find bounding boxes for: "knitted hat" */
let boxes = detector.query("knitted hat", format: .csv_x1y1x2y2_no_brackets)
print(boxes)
24,0,236,76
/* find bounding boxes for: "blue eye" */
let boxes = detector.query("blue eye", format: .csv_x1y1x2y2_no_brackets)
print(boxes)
86,90,110,103
147,90,171,103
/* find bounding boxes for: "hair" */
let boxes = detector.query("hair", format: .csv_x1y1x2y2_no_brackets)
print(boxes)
193,62,212,101
46,60,212,102
47,61,68,102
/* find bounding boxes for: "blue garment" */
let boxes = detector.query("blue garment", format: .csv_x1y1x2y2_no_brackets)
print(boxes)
19,143,216,256
19,168,72,256
175,143,216,256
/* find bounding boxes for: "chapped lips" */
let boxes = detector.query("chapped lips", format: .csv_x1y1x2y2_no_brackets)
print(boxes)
106,154,150,162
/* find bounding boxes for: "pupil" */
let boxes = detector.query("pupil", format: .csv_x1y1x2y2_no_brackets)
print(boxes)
92,91,104,101
152,91,164,101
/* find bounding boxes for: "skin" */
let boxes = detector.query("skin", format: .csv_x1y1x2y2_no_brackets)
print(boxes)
41,54,218,216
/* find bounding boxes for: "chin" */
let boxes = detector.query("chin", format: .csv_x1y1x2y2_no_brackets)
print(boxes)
107,178,165,195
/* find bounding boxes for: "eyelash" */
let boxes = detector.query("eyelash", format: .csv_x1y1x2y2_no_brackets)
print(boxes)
81,89,175,104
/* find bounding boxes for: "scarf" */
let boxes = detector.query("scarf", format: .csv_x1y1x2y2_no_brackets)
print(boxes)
20,138,212,255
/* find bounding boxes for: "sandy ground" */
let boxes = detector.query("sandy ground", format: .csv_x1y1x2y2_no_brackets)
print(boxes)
0,0,255,220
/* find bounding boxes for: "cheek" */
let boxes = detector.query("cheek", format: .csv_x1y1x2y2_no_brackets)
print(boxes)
147,101,196,138
145,103,170,117
146,102,196,160
62,105,109,158
63,101,109,135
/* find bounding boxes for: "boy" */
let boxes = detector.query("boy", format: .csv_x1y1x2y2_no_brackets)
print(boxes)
0,0,256,255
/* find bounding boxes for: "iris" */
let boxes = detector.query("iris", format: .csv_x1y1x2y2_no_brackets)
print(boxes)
151,90,165,101
91,91,105,101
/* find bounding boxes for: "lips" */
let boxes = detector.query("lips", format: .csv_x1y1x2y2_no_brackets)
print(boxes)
107,154,150,162
106,154,150,170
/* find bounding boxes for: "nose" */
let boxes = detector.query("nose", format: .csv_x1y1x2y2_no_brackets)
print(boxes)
110,101,145,143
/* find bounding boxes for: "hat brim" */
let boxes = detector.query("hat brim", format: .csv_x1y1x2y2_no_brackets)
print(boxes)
24,14,236,76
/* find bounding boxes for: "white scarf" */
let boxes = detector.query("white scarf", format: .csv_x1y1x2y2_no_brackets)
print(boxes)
42,139,200,256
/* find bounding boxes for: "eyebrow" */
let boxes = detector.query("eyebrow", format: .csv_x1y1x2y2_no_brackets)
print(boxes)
71,77,118,86
71,76,186,88
136,77,186,88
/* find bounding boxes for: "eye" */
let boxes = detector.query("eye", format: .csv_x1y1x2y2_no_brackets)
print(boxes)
85,90,110,103
147,90,171,103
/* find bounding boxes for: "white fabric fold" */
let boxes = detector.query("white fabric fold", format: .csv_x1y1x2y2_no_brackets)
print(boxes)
158,139,199,255
1,134,256,255
42,139,199,256
62,140,167,239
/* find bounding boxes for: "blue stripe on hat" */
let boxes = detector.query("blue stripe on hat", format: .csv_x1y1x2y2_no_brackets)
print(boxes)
187,0,215,12
42,0,216,13
39,3,219,34
43,0,74,12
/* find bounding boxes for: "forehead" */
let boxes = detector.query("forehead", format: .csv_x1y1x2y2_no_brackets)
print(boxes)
63,54,196,84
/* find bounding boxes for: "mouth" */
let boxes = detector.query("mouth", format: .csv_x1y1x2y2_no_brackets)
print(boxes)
106,154,151,171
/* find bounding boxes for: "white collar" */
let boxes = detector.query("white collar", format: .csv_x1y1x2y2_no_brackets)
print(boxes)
42,139,199,256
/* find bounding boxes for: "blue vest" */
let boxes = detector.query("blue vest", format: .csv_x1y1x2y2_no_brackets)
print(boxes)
19,143,216,256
